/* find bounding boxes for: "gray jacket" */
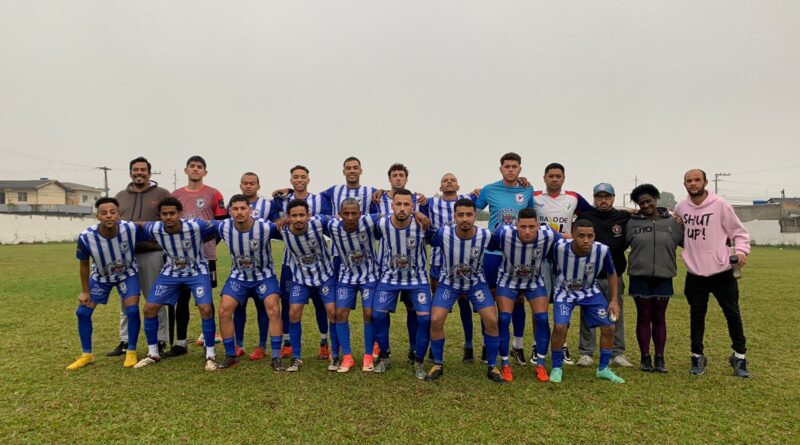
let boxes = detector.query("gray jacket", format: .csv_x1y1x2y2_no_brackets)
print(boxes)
625,209,684,278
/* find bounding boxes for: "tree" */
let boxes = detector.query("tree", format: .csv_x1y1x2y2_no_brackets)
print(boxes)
660,191,677,209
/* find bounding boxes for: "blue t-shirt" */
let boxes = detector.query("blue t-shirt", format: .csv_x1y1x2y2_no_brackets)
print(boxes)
474,180,535,254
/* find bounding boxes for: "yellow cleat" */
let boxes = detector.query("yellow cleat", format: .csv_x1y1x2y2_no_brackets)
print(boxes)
123,350,138,368
66,353,95,370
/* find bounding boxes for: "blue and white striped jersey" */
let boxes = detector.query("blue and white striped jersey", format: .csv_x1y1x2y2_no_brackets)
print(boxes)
490,225,561,289
326,215,381,285
422,194,477,268
426,226,491,291
282,216,335,286
76,220,141,284
216,218,282,282
143,219,216,277
551,239,616,302
375,215,428,286
249,197,280,221
321,185,378,216
375,191,420,216
274,192,328,218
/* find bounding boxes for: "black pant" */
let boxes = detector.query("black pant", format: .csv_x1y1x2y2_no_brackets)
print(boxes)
169,260,217,344
684,270,746,355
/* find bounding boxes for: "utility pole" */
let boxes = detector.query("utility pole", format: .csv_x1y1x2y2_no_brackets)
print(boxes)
634,175,639,187
713,172,730,194
173,169,178,190
781,188,786,199
96,166,111,197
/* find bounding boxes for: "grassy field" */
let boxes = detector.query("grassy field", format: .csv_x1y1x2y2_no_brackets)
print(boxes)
0,243,798,444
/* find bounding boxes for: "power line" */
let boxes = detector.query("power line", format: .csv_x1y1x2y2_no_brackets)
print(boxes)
713,172,730,194
96,166,111,197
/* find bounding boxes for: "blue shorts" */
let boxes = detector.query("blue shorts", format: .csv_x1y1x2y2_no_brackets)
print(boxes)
482,253,502,289
335,282,377,310
433,283,494,312
88,275,140,304
289,276,337,305
429,266,442,282
496,284,548,302
149,274,213,306
553,292,613,328
221,276,280,305
374,284,432,314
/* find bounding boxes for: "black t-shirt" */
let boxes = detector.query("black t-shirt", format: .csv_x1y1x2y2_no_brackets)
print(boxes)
576,207,631,276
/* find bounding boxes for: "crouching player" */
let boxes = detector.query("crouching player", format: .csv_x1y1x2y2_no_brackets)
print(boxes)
425,199,504,383
215,195,285,371
549,220,623,384
68,197,143,370
133,197,219,371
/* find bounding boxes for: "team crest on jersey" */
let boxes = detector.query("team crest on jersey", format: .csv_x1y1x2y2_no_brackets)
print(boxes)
452,264,473,278
308,238,318,248
612,224,623,236
417,292,427,305
515,193,525,204
358,232,368,243
181,239,192,251
362,289,370,301
406,237,417,248
196,198,206,209
501,210,517,225
230,281,241,292
513,265,532,278
119,241,129,252
471,247,481,258
250,239,259,250
119,281,127,293
474,290,485,302
597,308,607,319
585,263,594,276
195,286,205,297
321,286,330,296
258,283,267,294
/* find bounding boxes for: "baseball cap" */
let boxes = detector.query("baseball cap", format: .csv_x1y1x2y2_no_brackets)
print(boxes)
593,183,615,196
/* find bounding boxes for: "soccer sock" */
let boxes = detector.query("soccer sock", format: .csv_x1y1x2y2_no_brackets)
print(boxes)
201,317,216,348
289,321,302,359
320,333,328,346
415,314,431,361
484,334,500,368
282,333,290,346
176,339,187,347
372,311,390,357
734,351,746,359
457,298,473,348
498,311,512,361
407,309,418,353
431,338,445,365
336,321,352,356
76,305,95,353
363,322,374,356
329,321,340,356
125,305,140,351
599,348,612,369
256,300,269,349
270,336,282,359
513,336,524,350
552,348,564,369
144,316,159,349
534,312,550,366
223,337,236,357
512,301,525,339
233,303,246,348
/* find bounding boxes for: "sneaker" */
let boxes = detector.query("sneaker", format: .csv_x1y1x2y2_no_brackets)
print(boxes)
510,348,527,367
66,353,95,370
235,346,246,358
204,357,218,371
328,356,341,372
217,355,239,369
613,355,634,368
414,361,427,380
123,351,138,368
373,357,392,373
690,355,707,376
196,333,205,347
280,345,292,359
487,366,506,384
576,355,594,367
407,351,416,364
729,355,750,378
106,341,127,357
480,346,488,364
654,355,668,373
249,347,266,361
463,346,474,363
596,367,625,383
286,358,303,372
133,354,161,369
163,345,188,358
318,344,331,360
425,364,444,381
549,367,563,383
338,355,355,373
640,354,654,372
362,354,375,372
271,357,286,372
158,341,167,356
529,343,538,366
500,364,513,382
534,364,550,382
563,345,574,365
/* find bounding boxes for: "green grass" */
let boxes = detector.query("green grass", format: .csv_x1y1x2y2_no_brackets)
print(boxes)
0,244,798,444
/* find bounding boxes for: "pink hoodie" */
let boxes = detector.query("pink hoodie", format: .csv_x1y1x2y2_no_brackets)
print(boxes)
675,191,751,277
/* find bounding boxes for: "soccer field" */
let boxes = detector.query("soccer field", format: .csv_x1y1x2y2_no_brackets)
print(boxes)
0,244,797,444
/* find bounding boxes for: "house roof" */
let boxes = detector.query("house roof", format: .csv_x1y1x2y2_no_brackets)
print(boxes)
767,197,800,204
60,182,103,192
0,179,61,190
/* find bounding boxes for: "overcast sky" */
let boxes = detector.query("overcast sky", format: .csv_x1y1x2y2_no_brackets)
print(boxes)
2,1,798,205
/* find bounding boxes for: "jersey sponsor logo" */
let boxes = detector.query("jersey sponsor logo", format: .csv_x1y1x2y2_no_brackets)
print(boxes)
196,198,206,209
452,264,473,278
416,292,427,305
230,281,241,292
500,209,518,225
258,283,267,294
512,265,532,278
393,255,412,271
347,250,365,266
566,279,585,291
174,257,190,270
474,289,485,303
515,193,524,204
235,256,254,270
154,285,168,296
106,260,127,276
300,253,319,265
195,286,205,297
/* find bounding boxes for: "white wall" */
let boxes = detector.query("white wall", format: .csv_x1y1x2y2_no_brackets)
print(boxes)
0,214,95,244
744,219,800,246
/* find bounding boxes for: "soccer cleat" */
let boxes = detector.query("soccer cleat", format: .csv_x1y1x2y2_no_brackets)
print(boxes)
217,355,239,369
66,353,95,370
480,346,488,364
280,345,292,359
500,364,513,382
596,367,625,383
196,333,205,347
640,354,655,372
690,355,707,376
123,351,138,368
576,355,594,367
328,356,341,372
338,355,355,373
510,348,527,367
654,355,668,373
235,346,246,358
249,347,266,361
286,358,303,372
163,345,188,358
729,355,750,378
613,355,634,368
106,341,127,357
214,333,223,344
204,357,218,371
549,367,563,383
133,354,161,369
318,344,331,360
373,357,392,373
487,366,506,384
563,345,574,365
463,346,474,363
158,341,167,356
413,361,427,380
425,364,444,381
534,364,550,382
271,357,286,372
362,354,375,372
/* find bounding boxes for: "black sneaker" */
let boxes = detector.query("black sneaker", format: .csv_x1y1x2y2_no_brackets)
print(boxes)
463,347,474,363
654,355,668,373
407,351,416,363
510,348,527,367
217,355,239,369
729,354,750,378
163,345,188,358
480,346,488,364
487,366,506,384
271,357,286,372
563,345,575,365
106,341,127,357
640,354,654,372
425,364,444,381
158,341,167,356
690,355,707,375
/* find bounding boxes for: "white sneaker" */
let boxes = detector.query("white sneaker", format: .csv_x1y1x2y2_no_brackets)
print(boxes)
613,355,634,368
576,355,594,367
133,355,161,369
204,357,218,371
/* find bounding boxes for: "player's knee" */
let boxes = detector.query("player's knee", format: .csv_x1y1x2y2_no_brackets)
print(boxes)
372,310,388,325
600,325,615,337
143,304,159,318
198,304,213,319
552,324,568,335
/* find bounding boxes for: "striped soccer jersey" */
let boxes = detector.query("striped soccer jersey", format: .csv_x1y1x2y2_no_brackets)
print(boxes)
143,219,216,277
551,239,616,302
325,215,381,285
491,225,561,289
321,184,378,216
76,220,140,283
375,215,428,286
424,194,477,269
216,218,282,281
249,197,280,221
427,226,491,291
281,216,335,286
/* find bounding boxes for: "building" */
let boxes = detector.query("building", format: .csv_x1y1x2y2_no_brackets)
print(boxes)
0,179,103,215
734,198,800,246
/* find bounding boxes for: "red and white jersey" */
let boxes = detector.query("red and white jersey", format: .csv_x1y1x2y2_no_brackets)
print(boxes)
533,190,592,235
173,185,227,260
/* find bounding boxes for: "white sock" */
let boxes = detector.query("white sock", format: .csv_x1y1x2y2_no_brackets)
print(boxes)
283,334,290,342
206,346,215,358
501,356,509,361
148,344,159,357
692,353,703,358
176,339,187,347
512,337,524,349
734,352,745,359
320,333,328,341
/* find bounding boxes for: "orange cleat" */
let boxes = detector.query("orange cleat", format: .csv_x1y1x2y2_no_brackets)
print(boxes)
249,347,266,361
318,344,331,360
535,364,550,382
373,342,380,358
235,346,246,358
338,354,355,373
362,354,375,372
501,364,514,382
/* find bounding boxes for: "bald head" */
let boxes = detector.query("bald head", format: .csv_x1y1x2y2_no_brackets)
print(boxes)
684,169,707,181
683,169,709,197
440,172,460,196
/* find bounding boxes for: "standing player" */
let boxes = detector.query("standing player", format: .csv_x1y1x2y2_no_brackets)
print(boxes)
170,155,227,356
320,157,379,216
490,208,561,382
424,198,504,383
67,198,143,370
214,195,285,371
548,220,624,384
133,197,219,371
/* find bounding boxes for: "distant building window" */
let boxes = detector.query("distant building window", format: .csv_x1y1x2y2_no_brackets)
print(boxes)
0,192,4,204
18,191,28,202
82,195,89,203
781,218,800,233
